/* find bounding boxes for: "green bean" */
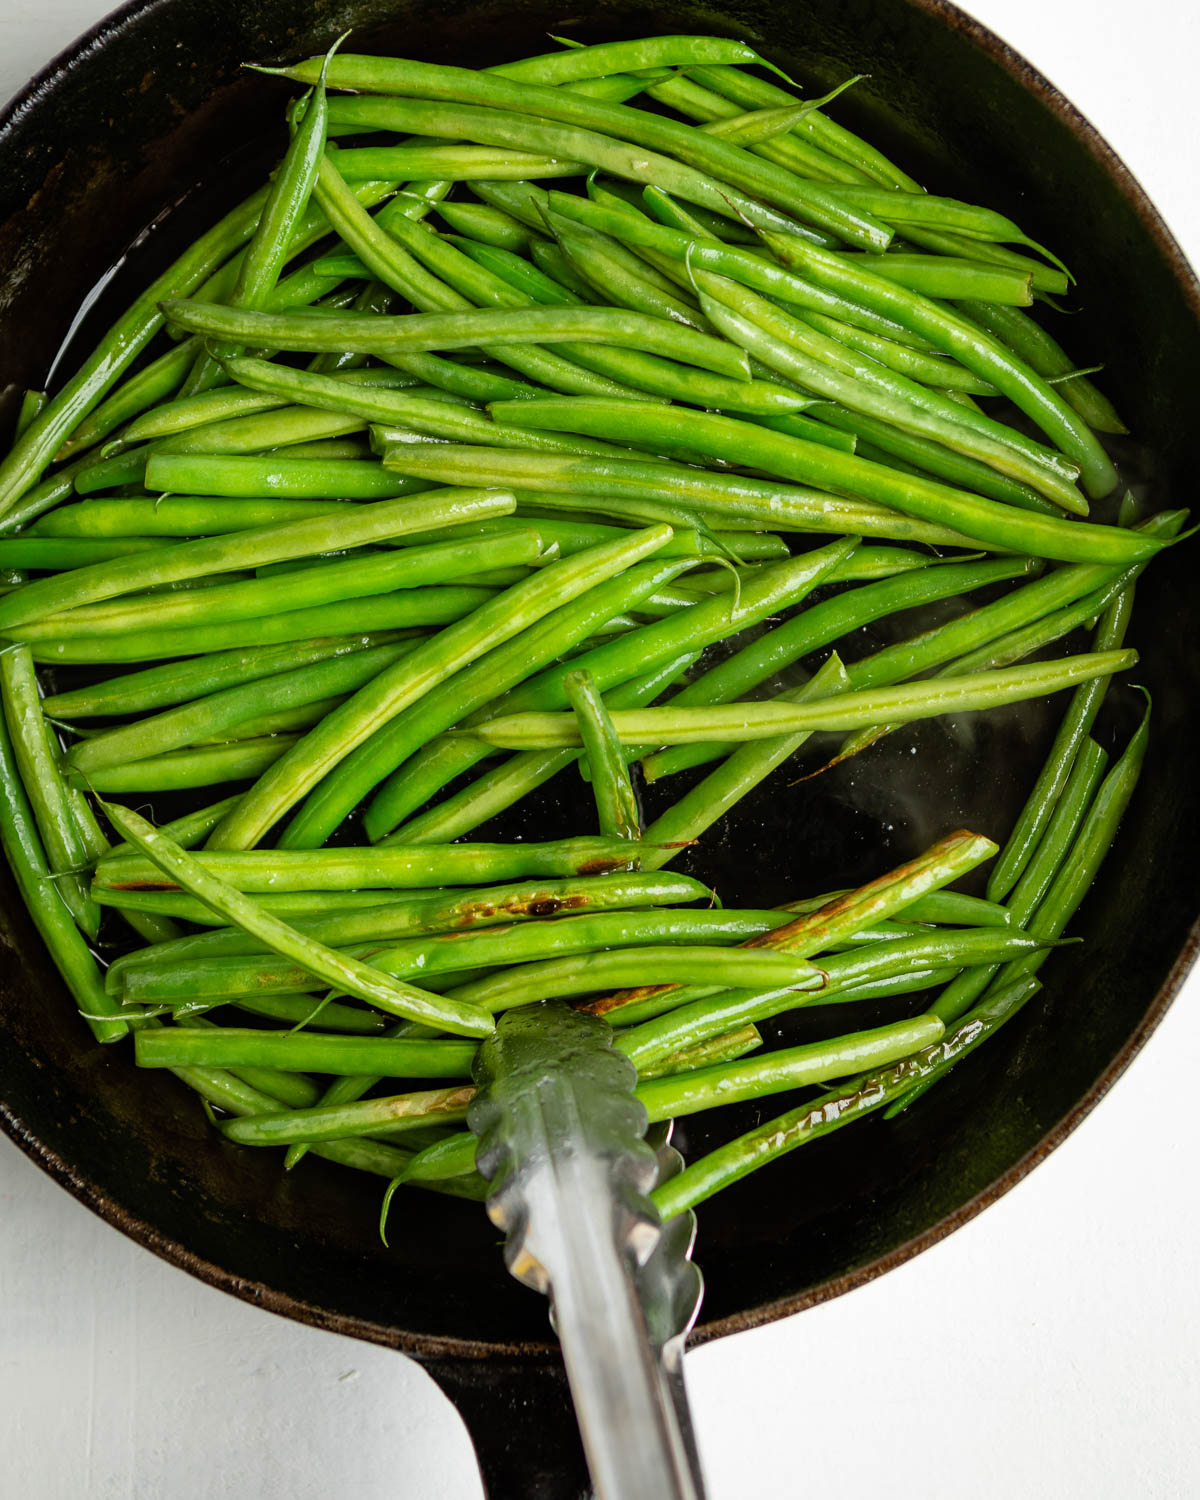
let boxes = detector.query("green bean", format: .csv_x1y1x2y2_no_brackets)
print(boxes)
112,871,712,964
636,1011,946,1121
91,887,426,923
211,525,673,849
396,515,789,563
489,36,787,83
103,795,244,860
56,341,199,460
0,537,172,568
761,236,1118,498
638,1024,762,1079
382,351,549,402
467,650,1135,749
307,279,402,378
1007,739,1112,920
337,554,693,845
0,488,510,632
800,312,997,394
692,267,1083,510
447,237,578,306
0,710,125,1042
65,641,416,775
641,554,1032,782
564,668,642,841
651,66,915,191
529,238,606,301
437,198,535,251
651,979,1036,1217
44,636,408,723
117,910,799,1005
63,787,181,945
162,299,752,382
452,949,826,1020
95,836,664,894
891,227,1069,295
781,890,1007,930
810,406,1052,511
990,598,1137,904
0,646,99,937
190,695,351,743
697,81,861,148
141,453,416,499
101,800,495,1038
136,1027,477,1077
360,145,596,179
381,446,986,548
849,556,1150,695
227,994,389,1033
0,464,85,538
221,1082,477,1145
30,597,465,664
310,76,887,247
488,400,1154,563
107,406,365,466
69,447,159,495
14,391,46,439
640,654,850,860
957,301,1126,434
835,254,1035,304
183,43,336,395
29,498,351,538
385,651,701,845
164,1054,451,1184
553,69,675,105
613,178,755,246
541,212,710,331
69,737,296,792
217,355,633,455
30,532,539,640
122,387,290,443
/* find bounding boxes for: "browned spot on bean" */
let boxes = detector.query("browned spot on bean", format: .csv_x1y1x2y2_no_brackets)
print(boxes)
454,902,496,926
527,897,563,917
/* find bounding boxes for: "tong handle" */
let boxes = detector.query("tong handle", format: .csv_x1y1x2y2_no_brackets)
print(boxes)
524,1148,700,1500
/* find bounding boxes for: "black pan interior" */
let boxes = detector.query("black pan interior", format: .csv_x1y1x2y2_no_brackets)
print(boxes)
1,0,1199,1359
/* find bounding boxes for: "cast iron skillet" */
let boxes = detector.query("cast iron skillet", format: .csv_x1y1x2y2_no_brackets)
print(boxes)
2,1,1199,1493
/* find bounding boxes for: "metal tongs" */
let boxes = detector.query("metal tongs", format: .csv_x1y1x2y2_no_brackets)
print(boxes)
470,1001,708,1500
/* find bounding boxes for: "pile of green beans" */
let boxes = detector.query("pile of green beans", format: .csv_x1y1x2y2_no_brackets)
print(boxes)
0,35,1179,1245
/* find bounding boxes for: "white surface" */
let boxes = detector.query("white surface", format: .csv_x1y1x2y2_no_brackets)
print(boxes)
2,2,1199,1495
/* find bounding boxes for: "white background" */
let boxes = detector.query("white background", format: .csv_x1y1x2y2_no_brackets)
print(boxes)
2,2,1198,1495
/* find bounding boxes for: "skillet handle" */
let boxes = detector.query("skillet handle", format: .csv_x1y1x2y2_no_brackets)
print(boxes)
421,1352,591,1500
